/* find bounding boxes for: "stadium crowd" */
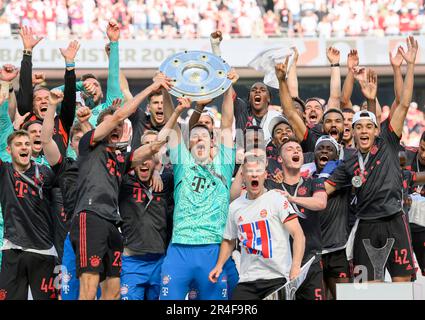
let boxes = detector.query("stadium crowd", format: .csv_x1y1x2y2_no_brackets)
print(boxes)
0,0,424,40
1,18,425,301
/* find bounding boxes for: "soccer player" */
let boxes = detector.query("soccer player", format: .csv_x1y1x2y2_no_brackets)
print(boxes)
0,130,57,300
266,138,328,300
16,26,78,157
342,108,355,148
277,53,352,156
159,71,237,300
266,116,295,177
41,91,93,300
311,136,352,299
324,36,418,283
208,151,305,300
69,76,171,300
119,130,175,300
402,135,425,277
233,82,282,142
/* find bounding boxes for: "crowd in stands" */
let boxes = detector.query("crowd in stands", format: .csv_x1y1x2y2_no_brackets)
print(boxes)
0,0,424,40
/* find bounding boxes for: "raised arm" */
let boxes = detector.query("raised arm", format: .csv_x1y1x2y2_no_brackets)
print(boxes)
104,20,124,106
17,26,43,116
41,90,64,166
275,57,307,142
327,46,341,109
359,69,380,129
0,95,13,161
220,69,238,148
157,97,191,149
105,42,133,104
390,36,418,137
287,46,299,98
58,40,79,135
76,106,94,134
93,77,171,143
389,47,404,119
0,64,19,121
188,99,211,130
341,50,359,109
151,72,175,121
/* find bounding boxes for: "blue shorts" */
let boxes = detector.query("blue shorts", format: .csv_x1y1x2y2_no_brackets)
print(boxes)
60,234,101,300
61,234,79,300
120,253,164,300
187,256,239,300
160,244,228,300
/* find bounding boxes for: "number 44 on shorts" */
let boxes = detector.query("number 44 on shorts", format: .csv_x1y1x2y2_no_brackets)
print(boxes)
40,277,56,298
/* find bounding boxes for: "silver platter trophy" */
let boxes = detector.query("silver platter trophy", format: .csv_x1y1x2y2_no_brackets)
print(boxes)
159,50,232,101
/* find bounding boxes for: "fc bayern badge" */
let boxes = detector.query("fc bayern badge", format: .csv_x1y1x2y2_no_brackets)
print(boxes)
352,176,363,188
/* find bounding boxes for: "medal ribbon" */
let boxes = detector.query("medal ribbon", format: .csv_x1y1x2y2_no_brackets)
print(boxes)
358,151,370,181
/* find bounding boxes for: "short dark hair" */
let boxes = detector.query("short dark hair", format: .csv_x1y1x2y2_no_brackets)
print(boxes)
292,97,306,112
280,136,301,151
22,119,43,131
7,130,30,146
248,82,272,103
97,106,117,126
341,108,355,115
305,97,325,109
80,73,98,82
147,91,162,104
189,123,213,139
323,108,344,121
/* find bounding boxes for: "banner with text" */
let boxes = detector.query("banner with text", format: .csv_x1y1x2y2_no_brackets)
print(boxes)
0,37,424,69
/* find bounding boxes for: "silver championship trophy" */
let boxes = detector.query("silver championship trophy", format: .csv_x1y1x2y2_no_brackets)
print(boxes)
159,50,232,101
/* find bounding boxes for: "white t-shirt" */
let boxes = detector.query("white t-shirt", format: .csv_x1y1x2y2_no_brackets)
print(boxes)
224,190,297,283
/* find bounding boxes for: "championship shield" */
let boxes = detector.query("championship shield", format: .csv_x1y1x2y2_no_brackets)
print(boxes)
159,50,232,101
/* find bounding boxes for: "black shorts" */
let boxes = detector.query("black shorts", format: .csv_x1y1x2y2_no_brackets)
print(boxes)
411,228,425,276
353,213,415,281
69,211,123,281
295,261,326,300
322,249,352,279
232,277,286,300
0,249,56,300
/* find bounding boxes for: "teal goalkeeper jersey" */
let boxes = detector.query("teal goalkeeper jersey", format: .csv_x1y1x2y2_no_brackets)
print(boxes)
169,142,235,245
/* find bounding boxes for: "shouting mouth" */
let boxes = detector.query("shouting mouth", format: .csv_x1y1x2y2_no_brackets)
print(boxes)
343,127,351,137
251,179,259,188
156,111,164,121
329,127,340,139
319,154,329,166
359,135,370,147
19,151,30,162
292,154,300,163
253,95,262,105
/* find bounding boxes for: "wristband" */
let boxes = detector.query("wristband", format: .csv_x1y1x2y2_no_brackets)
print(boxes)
23,49,32,56
193,109,202,115
330,63,340,67
66,62,76,68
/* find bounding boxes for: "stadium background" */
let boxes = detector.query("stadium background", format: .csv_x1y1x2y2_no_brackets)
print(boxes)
0,0,424,298
0,0,424,146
